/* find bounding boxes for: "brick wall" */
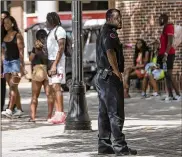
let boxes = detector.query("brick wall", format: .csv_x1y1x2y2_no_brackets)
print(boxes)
115,0,182,75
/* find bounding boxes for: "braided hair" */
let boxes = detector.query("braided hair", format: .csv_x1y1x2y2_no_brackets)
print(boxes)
46,12,62,27
46,12,72,56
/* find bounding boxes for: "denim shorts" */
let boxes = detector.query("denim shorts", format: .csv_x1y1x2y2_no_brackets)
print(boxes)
3,59,20,74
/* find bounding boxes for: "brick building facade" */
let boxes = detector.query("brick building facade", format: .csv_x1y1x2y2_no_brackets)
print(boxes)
113,0,182,76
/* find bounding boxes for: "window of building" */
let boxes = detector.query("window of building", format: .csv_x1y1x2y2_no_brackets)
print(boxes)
1,1,11,12
83,1,108,11
1,1,5,11
26,1,35,14
58,1,108,12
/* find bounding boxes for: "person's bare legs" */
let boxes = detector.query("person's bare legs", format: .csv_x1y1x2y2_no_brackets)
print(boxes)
47,83,65,124
43,81,54,119
123,68,137,98
123,67,133,89
30,80,42,121
165,70,174,97
148,75,159,93
167,70,180,96
15,89,23,111
142,76,149,94
52,83,63,112
7,85,17,110
5,73,21,111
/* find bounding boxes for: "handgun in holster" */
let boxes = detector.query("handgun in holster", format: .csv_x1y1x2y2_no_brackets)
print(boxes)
101,69,112,80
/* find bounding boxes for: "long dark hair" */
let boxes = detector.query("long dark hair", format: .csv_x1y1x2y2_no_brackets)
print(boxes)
46,12,62,27
133,39,149,66
4,16,20,32
1,19,7,42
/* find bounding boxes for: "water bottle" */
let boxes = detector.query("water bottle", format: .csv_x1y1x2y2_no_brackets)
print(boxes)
163,62,167,72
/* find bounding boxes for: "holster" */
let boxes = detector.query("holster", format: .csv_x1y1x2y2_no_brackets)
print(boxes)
98,69,112,80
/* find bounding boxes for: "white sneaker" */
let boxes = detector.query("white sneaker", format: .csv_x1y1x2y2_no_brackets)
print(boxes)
163,96,173,103
152,92,160,96
151,93,160,99
173,95,181,102
2,109,12,118
13,109,23,117
47,112,66,124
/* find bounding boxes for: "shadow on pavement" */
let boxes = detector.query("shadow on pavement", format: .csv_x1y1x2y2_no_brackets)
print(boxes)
2,91,181,157
12,125,181,157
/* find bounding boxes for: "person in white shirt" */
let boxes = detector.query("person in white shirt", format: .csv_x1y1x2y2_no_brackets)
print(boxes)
46,12,66,124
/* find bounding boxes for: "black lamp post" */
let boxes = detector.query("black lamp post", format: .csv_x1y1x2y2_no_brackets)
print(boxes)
65,0,91,130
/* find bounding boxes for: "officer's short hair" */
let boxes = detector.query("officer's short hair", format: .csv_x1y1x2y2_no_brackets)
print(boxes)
106,9,121,21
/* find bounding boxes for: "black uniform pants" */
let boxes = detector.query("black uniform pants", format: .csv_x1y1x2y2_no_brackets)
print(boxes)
94,72,127,153
1,77,6,111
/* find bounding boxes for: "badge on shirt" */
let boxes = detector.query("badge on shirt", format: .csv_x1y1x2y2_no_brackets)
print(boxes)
110,33,116,39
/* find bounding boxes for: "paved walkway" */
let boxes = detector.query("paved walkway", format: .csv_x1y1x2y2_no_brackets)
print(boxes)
1,83,182,157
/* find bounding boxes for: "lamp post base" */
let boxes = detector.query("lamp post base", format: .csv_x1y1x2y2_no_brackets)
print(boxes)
65,85,91,130
65,121,91,130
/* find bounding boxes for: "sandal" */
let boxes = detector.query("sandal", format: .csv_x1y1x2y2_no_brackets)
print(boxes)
28,118,36,123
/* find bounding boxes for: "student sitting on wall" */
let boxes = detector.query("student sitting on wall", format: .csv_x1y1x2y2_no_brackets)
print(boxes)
123,39,158,98
142,40,163,98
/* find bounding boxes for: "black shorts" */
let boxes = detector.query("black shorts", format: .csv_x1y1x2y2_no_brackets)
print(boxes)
157,54,175,70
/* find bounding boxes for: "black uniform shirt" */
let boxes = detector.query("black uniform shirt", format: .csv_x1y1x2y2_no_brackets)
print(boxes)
96,24,124,72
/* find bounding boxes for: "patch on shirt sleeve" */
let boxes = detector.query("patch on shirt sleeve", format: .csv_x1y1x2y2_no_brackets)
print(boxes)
110,33,116,39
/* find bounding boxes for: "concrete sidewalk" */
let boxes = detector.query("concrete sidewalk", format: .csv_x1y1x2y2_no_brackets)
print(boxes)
1,83,182,157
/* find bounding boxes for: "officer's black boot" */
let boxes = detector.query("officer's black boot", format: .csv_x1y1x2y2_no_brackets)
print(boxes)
114,145,137,156
98,139,115,155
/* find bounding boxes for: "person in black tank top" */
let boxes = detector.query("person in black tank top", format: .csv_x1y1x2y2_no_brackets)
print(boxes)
3,32,19,61
1,16,25,118
28,29,54,122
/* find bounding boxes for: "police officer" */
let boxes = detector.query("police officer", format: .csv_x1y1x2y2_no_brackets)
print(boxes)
95,9,137,156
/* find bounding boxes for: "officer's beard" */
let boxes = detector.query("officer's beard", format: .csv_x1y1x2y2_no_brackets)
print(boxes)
107,23,118,29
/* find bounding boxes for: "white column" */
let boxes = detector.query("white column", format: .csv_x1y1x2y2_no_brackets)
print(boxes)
36,1,57,23
3,1,7,10
23,1,28,62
